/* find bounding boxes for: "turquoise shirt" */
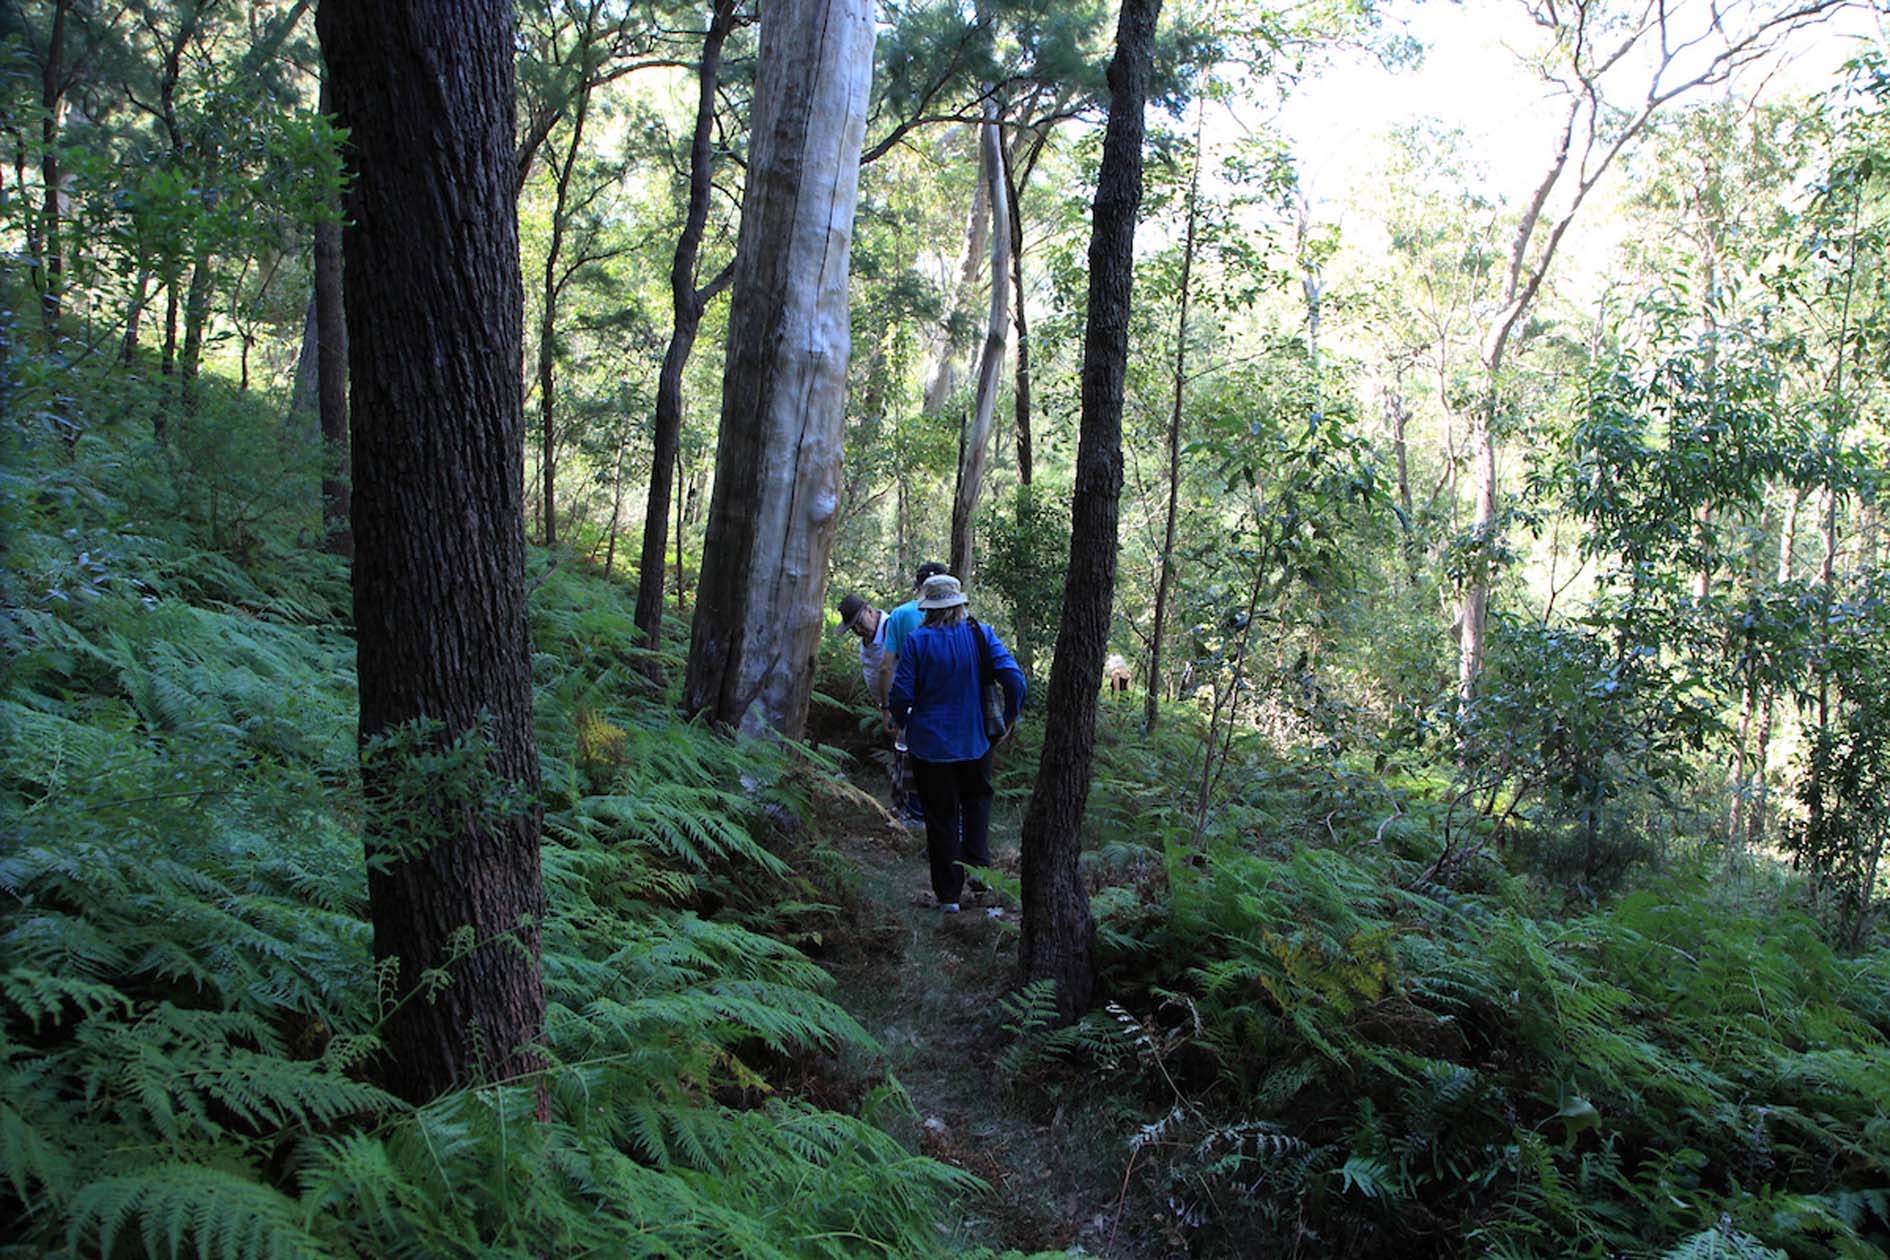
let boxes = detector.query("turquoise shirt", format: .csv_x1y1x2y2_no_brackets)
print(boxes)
881,598,924,659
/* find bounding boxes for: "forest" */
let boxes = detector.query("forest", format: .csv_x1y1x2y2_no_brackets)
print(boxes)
2,0,1888,1256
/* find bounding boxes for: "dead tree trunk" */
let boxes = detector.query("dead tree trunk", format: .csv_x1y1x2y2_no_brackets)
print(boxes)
320,0,546,1105
1018,0,1161,1024
682,0,873,739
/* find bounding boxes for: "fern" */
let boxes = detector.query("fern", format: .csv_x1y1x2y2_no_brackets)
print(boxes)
69,1164,333,1260
1660,1225,1789,1260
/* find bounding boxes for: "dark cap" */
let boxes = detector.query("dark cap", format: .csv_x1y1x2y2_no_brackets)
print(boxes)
835,593,869,635
913,561,949,589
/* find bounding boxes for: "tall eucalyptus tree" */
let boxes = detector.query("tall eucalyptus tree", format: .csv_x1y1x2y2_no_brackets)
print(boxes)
683,0,873,738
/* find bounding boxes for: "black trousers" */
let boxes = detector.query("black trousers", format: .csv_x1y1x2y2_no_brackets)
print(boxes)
912,750,994,905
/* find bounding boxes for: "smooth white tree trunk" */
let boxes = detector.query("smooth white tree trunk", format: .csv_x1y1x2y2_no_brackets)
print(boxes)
683,0,874,740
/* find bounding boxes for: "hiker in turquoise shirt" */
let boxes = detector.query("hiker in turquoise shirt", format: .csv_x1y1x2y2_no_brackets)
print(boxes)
879,560,948,686
888,574,1026,913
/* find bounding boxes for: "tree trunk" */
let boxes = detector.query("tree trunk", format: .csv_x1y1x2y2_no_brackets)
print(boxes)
674,447,688,610
1387,383,1415,569
122,266,151,365
16,130,38,287
319,0,545,1105
602,440,627,576
37,0,67,333
1018,0,1161,1024
896,464,910,584
161,279,179,377
1457,409,1497,711
1747,485,1801,849
314,81,352,561
921,161,989,416
180,218,216,409
635,0,737,675
537,62,594,549
1004,131,1034,487
290,290,320,423
1144,120,1201,735
682,0,873,738
948,104,1011,582
1295,190,1322,372
1809,481,1840,842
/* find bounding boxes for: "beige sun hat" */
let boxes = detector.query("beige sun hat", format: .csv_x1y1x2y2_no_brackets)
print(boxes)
916,574,968,609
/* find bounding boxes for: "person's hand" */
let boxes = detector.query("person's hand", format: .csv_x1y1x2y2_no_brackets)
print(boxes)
881,708,896,736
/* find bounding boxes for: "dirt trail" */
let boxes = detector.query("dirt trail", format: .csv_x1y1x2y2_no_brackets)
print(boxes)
813,776,1146,1258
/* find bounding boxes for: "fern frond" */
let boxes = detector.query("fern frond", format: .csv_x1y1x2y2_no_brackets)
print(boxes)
70,1164,333,1260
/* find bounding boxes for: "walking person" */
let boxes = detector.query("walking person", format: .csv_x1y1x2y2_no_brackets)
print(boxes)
888,574,1026,913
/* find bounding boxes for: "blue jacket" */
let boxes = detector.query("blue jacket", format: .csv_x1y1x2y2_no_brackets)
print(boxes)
889,619,1027,763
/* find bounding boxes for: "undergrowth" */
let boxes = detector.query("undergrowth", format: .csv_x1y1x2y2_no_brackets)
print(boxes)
1002,704,1890,1259
0,348,1049,1258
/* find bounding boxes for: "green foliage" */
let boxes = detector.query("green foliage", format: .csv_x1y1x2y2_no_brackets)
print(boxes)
0,354,995,1259
1788,569,1890,948
976,484,1068,672
1025,714,1890,1258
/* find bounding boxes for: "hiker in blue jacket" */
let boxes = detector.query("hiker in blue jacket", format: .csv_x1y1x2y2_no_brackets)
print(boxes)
887,574,1026,913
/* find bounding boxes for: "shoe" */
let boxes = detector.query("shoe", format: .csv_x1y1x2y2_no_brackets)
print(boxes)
940,903,961,914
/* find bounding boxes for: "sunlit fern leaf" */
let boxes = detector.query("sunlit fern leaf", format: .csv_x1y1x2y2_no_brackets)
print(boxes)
1659,1225,1788,1260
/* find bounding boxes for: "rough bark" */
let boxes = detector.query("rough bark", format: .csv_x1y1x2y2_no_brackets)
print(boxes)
948,104,1011,582
319,0,546,1105
682,0,873,739
634,0,738,674
1018,0,1161,1024
314,78,351,561
1144,124,1200,735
